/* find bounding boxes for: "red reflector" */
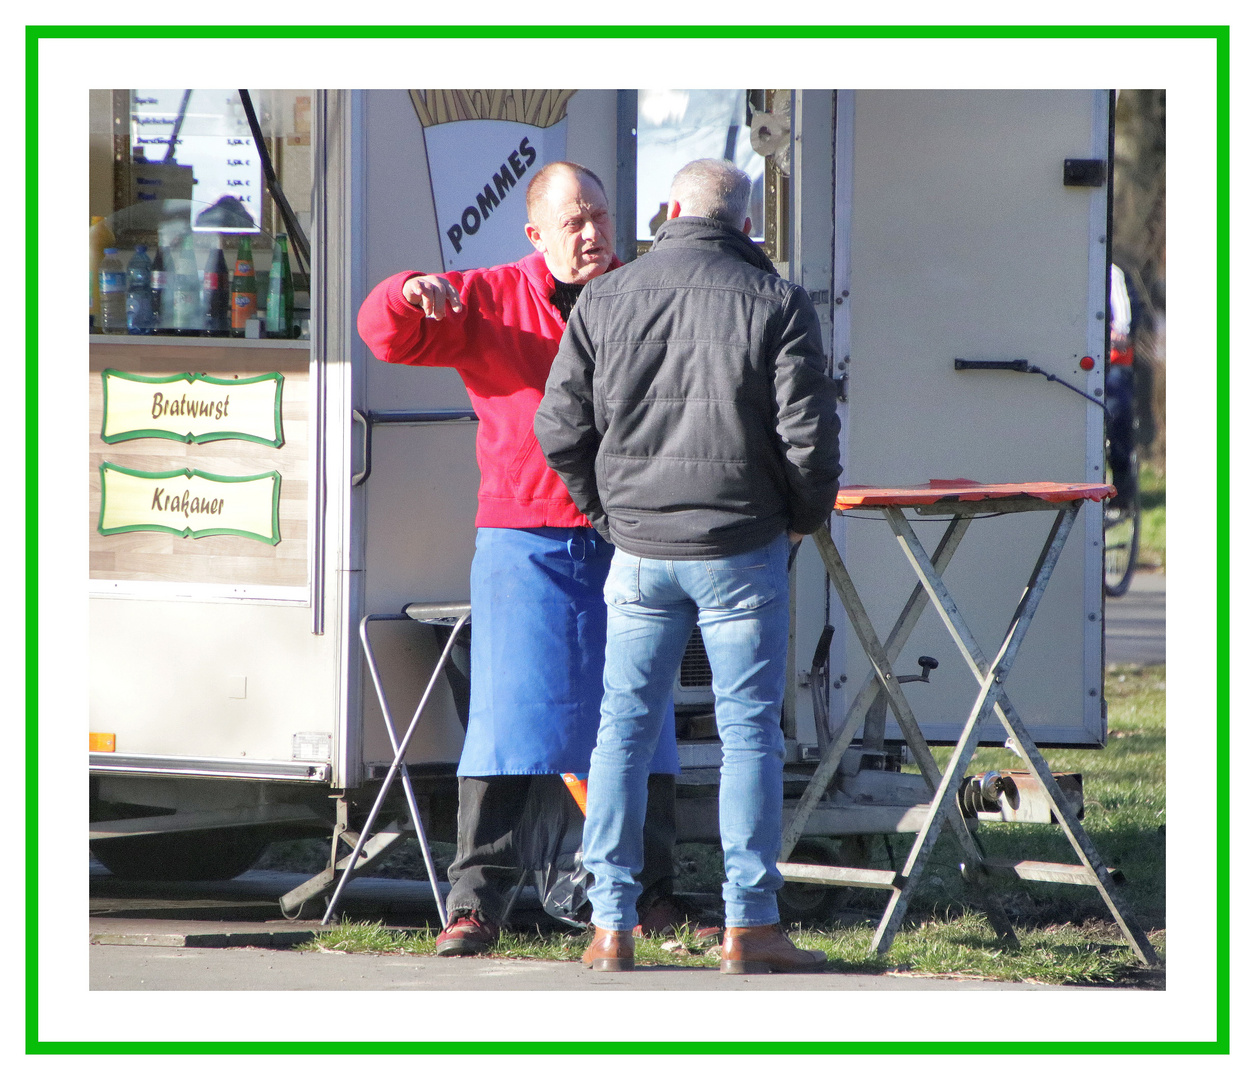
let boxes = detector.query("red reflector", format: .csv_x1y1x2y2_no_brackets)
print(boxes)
1079,356,1095,371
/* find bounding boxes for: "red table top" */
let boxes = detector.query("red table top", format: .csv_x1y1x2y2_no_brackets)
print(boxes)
834,479,1115,510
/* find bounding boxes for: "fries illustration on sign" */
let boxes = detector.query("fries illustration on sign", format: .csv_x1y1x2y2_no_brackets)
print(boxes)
408,89,577,272
409,89,577,129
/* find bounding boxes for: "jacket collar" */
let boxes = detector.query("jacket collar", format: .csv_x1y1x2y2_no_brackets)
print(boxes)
650,217,778,275
519,249,625,298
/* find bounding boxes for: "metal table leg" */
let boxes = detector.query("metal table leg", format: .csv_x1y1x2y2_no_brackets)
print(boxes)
867,504,1075,952
881,504,1158,965
806,526,1018,947
782,516,969,857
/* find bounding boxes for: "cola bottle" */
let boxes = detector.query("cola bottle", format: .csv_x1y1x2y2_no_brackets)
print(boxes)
201,237,230,337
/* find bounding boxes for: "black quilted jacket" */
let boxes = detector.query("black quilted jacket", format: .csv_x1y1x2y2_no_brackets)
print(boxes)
535,217,842,560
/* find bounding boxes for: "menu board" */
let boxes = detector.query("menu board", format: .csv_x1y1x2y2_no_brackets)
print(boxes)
130,89,263,234
89,341,310,595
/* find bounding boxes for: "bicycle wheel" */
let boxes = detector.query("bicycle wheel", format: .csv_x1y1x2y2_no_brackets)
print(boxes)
1104,452,1140,598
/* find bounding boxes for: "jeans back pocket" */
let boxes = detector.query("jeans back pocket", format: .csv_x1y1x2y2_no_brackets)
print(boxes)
604,553,642,605
702,545,784,611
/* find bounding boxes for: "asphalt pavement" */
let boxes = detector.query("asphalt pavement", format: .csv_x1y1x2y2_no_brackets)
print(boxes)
1104,570,1166,666
88,938,1084,991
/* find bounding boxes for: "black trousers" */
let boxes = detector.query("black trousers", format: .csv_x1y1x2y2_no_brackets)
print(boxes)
445,772,677,926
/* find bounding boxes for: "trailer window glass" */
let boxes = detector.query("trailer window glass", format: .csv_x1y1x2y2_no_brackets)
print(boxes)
636,89,788,260
89,89,313,338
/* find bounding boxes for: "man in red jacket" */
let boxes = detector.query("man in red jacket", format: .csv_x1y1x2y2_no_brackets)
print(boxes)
357,162,699,956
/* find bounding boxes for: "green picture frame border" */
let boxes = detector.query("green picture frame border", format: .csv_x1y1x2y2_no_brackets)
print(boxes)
29,22,1229,1059
99,368,286,447
97,461,282,546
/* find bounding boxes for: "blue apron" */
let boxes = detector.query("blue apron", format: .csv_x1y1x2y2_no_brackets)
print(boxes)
459,526,679,777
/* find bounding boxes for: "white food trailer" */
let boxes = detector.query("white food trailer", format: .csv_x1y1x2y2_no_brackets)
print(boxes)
89,88,1116,923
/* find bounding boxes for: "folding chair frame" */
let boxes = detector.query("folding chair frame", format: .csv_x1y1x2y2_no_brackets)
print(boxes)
320,604,470,927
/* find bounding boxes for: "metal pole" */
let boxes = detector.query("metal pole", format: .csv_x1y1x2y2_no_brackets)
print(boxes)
322,611,468,926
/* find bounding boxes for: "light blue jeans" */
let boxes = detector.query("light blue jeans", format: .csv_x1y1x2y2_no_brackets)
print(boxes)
583,533,790,929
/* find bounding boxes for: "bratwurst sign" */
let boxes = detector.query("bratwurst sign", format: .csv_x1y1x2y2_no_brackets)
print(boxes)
410,89,576,271
100,369,284,447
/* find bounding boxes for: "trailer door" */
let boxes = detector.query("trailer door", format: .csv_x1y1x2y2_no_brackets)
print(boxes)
833,89,1110,748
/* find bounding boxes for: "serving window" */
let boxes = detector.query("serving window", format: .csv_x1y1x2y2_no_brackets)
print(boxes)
89,89,313,339
89,90,316,601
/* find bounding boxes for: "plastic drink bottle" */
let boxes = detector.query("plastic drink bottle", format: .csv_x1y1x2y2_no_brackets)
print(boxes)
171,236,200,335
266,234,293,338
230,235,257,335
202,238,230,337
126,245,155,334
98,248,127,334
150,246,168,332
89,216,115,330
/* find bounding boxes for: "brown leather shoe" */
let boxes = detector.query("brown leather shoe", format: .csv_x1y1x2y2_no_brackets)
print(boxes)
582,926,635,972
720,924,827,974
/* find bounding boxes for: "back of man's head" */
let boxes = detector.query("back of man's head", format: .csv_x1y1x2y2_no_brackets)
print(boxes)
669,158,752,229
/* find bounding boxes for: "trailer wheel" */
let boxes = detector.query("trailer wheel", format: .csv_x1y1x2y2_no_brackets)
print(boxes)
90,828,270,882
777,837,871,927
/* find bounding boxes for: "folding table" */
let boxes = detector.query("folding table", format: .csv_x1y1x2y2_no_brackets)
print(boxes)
779,480,1159,965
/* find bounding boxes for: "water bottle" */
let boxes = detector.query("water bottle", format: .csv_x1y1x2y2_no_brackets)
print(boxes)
126,245,154,334
90,216,115,331
266,234,294,338
150,245,168,332
98,248,127,334
202,237,230,337
230,236,257,336
171,235,201,335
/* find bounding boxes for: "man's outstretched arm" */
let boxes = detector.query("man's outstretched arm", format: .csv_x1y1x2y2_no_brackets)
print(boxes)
357,271,470,368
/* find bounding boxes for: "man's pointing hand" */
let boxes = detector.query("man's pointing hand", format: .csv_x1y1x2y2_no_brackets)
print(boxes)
402,274,464,320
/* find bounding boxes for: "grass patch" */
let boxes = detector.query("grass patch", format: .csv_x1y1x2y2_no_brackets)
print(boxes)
294,666,1164,985
300,915,1163,986
891,662,1167,931
1137,461,1165,570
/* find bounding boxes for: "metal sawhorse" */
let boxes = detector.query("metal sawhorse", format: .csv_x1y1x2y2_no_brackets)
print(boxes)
316,602,471,928
779,480,1159,965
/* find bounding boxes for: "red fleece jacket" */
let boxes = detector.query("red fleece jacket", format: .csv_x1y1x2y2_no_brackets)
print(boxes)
357,251,615,529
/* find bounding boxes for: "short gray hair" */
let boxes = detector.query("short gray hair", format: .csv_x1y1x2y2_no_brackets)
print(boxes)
669,158,751,228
